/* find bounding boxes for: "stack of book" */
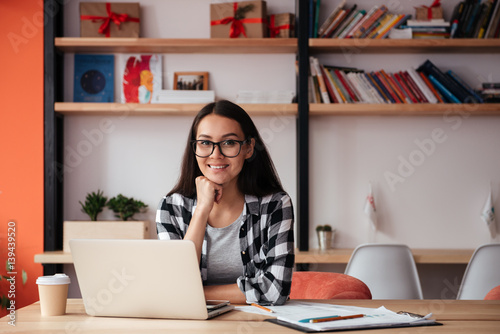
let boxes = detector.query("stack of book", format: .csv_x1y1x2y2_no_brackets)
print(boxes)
236,90,295,104
154,90,215,104
309,57,483,104
310,1,410,39
403,19,451,39
450,0,500,38
477,83,500,102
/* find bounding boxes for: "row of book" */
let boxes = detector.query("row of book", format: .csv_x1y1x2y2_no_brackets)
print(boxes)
309,57,484,104
450,0,500,38
478,82,500,102
311,0,409,39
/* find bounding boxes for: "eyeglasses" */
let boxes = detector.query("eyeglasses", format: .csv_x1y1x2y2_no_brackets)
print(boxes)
191,139,248,158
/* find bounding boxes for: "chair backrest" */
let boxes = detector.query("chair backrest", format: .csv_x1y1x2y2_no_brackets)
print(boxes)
457,243,500,300
344,244,423,299
289,271,372,299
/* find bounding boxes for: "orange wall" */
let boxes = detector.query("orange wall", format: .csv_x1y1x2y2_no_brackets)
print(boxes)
0,0,44,317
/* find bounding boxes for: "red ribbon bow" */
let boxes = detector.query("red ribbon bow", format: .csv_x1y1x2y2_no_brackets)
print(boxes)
211,2,265,38
80,2,140,37
268,14,291,38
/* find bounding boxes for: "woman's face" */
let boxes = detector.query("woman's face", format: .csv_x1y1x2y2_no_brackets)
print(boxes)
194,114,254,189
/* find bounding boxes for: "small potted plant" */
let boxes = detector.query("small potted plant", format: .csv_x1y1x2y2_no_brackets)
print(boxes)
63,191,149,252
316,224,336,251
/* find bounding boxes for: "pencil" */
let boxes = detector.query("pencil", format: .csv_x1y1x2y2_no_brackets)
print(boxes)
250,303,275,313
310,314,364,323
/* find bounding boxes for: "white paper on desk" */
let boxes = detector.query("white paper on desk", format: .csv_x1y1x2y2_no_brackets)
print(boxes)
236,301,435,331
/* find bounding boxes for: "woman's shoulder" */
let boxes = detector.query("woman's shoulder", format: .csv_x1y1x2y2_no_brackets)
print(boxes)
245,192,292,213
158,193,196,210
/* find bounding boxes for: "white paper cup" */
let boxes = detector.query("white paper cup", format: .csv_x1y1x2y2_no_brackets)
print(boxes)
36,273,70,316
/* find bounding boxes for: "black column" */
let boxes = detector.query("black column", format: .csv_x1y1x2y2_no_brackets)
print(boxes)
43,0,64,275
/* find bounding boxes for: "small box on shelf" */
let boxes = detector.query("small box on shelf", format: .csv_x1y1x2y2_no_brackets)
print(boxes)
268,13,295,38
80,2,140,38
210,1,267,38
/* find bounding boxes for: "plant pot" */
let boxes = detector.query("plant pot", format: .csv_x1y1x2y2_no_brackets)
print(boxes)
63,220,149,252
317,230,335,251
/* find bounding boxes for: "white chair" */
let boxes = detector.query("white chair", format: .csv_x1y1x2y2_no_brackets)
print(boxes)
344,244,423,299
457,243,500,300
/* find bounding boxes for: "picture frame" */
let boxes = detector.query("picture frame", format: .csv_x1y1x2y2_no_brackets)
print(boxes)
173,72,209,90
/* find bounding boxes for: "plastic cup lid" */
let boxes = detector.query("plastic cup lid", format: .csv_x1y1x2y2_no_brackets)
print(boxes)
36,273,71,285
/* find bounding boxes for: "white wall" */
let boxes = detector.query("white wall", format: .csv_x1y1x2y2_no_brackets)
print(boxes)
62,0,500,298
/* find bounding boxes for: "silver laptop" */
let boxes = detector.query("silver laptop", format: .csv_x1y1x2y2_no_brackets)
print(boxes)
70,239,234,319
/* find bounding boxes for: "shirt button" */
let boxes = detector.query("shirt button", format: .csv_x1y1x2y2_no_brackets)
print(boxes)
242,251,246,255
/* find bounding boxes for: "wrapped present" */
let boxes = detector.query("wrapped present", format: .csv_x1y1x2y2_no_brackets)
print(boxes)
210,1,267,38
268,13,294,38
415,0,443,21
80,2,140,38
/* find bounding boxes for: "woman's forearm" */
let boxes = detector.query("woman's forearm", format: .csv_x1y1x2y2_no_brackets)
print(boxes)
204,284,247,304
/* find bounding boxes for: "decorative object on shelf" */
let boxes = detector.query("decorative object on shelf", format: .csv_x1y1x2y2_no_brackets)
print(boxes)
80,2,140,38
78,189,107,221
480,184,497,238
316,225,335,250
63,192,149,252
415,0,443,21
364,183,377,231
173,72,209,90
268,13,294,38
106,194,148,221
155,90,215,104
74,54,114,103
119,54,161,104
210,1,268,38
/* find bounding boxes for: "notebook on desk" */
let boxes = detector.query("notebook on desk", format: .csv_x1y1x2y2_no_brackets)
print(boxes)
70,239,234,319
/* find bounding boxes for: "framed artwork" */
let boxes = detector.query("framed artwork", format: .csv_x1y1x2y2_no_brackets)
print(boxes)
174,72,209,90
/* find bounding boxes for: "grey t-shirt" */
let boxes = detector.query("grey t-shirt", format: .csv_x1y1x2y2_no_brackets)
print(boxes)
205,209,244,286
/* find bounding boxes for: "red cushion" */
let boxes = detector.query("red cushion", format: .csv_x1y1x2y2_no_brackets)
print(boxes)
485,285,500,300
290,271,372,300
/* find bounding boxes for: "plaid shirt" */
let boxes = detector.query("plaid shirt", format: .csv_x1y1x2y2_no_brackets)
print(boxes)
156,192,295,306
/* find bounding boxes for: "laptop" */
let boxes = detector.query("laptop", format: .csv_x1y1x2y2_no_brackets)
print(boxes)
70,239,234,319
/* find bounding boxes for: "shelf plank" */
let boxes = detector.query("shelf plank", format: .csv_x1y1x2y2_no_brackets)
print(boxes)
34,251,73,264
310,38,500,53
295,248,473,264
309,103,500,116
54,102,297,116
55,38,298,54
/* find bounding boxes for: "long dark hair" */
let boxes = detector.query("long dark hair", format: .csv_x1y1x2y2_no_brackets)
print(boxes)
168,100,284,198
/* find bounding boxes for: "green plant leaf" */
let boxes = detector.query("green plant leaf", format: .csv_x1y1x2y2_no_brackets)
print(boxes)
80,189,108,221
22,270,28,285
107,194,148,221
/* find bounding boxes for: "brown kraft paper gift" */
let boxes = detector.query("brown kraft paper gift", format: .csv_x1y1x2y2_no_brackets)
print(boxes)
210,1,267,38
80,2,140,37
268,13,294,38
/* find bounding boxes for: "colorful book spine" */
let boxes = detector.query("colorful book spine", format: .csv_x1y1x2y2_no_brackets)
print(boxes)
321,65,340,103
428,75,461,103
310,57,330,103
407,67,438,103
339,10,366,38
418,72,445,103
346,6,379,38
401,71,428,103
354,5,388,38
394,72,418,103
446,70,484,103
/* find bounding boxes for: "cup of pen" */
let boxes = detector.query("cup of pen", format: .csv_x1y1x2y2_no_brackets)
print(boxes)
36,273,71,316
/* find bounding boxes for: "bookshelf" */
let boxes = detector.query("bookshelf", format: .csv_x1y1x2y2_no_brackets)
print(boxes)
44,1,499,274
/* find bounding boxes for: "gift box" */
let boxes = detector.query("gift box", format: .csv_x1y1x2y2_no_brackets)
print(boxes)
268,13,294,38
210,1,267,38
80,2,140,38
415,0,443,21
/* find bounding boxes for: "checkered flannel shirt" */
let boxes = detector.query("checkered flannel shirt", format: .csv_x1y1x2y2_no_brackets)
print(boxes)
156,191,295,306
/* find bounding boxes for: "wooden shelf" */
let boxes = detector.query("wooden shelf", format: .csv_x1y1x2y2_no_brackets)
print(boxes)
36,248,473,264
309,38,500,54
295,248,474,264
34,251,73,264
54,102,298,116
309,103,500,116
55,37,297,54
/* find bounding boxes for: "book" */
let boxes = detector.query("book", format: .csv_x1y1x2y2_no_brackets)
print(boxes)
310,57,330,103
235,90,294,103
486,0,500,37
119,54,162,104
353,5,388,38
330,4,358,38
156,90,215,104
407,67,438,103
338,10,366,38
428,75,461,103
417,59,477,103
346,5,379,38
321,65,341,103
321,9,348,38
74,54,114,103
317,0,346,37
376,14,410,39
401,71,427,103
480,0,498,38
394,72,418,103
418,72,445,103
447,70,484,102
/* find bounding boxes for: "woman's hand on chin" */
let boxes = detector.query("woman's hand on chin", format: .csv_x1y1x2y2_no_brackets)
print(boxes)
195,176,223,212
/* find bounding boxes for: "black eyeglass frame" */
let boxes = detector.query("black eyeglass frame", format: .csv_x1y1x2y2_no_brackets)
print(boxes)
191,139,249,158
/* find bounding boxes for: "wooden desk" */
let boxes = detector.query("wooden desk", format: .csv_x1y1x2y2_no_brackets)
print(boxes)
35,248,474,265
295,248,474,264
1,299,499,333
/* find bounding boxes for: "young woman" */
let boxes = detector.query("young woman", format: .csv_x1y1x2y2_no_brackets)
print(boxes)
156,100,294,306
